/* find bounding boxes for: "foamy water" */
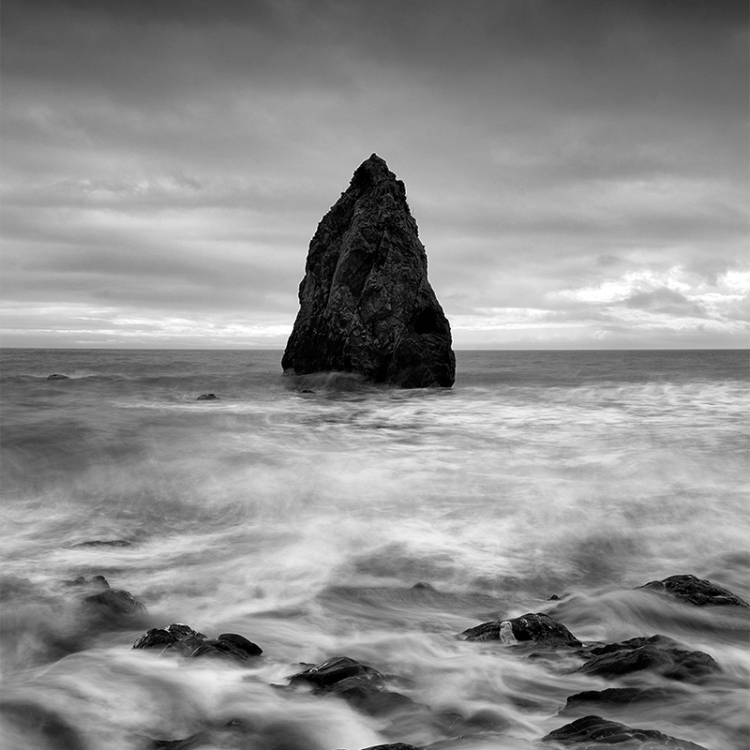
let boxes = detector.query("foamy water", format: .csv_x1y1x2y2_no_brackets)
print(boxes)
1,349,748,749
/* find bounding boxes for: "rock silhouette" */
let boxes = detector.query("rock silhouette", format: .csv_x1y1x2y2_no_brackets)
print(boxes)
282,154,455,388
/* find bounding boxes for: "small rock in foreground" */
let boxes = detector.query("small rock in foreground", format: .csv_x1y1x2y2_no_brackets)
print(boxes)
460,612,581,647
289,655,415,716
638,573,749,607
542,714,709,749
578,635,720,682
134,623,262,663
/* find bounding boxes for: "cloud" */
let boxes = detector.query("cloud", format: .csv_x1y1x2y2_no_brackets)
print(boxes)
623,288,706,317
1,0,748,348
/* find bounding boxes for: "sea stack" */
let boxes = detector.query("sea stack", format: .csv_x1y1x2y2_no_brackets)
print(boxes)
282,154,455,388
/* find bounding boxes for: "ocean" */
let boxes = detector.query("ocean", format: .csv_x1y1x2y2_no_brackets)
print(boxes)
1,348,748,750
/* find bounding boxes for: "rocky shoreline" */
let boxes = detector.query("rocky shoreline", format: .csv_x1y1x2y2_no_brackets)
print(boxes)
9,570,742,749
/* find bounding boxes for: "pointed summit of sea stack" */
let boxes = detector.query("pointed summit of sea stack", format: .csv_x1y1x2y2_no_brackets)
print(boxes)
282,154,455,388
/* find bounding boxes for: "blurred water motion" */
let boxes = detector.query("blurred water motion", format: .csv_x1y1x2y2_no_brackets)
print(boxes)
1,349,748,749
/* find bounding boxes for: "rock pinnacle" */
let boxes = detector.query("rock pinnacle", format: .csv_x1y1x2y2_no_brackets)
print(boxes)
282,154,455,388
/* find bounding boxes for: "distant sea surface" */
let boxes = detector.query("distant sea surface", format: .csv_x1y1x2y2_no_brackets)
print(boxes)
1,349,748,749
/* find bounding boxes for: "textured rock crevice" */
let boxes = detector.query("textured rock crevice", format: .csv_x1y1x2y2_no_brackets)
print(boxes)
282,154,455,388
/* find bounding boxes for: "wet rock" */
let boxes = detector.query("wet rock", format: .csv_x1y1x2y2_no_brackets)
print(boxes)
72,539,133,547
281,154,455,389
290,655,382,690
46,373,69,380
578,635,720,682
133,623,262,663
196,393,219,400
638,573,749,607
412,581,437,591
460,612,581,647
289,655,415,716
542,714,709,749
360,745,421,750
85,588,146,616
561,686,684,714
214,632,263,657
65,575,146,618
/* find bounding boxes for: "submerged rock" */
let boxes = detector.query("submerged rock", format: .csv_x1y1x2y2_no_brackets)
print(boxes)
72,539,133,548
577,635,720,682
288,655,415,716
46,373,69,380
638,573,749,607
66,574,146,618
133,623,262,663
282,154,455,388
460,612,581,647
561,686,685,714
196,393,219,401
85,588,146,617
542,714,709,749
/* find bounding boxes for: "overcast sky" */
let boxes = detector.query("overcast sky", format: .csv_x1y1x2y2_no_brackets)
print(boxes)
2,0,748,349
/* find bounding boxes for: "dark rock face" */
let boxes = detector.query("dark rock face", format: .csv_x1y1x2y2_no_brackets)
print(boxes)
639,574,749,607
542,715,709,749
282,154,455,388
562,686,684,713
578,635,720,682
460,612,581,647
133,623,262,663
288,655,414,716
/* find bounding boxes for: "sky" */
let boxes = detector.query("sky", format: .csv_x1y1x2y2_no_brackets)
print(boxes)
1,0,748,350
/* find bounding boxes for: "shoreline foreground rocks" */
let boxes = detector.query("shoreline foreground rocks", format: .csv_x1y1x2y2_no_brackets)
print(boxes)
282,154,455,388
29,569,745,749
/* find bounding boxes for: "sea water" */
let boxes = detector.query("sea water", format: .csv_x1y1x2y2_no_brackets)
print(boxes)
0,349,748,749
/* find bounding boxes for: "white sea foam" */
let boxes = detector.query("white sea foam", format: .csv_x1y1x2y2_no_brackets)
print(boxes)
1,349,748,748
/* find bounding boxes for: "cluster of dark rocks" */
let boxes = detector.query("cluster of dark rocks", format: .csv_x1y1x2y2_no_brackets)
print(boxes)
134,623,262,663
20,570,742,749
137,573,746,750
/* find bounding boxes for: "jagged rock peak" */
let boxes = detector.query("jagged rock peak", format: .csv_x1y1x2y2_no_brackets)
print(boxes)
281,154,455,388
